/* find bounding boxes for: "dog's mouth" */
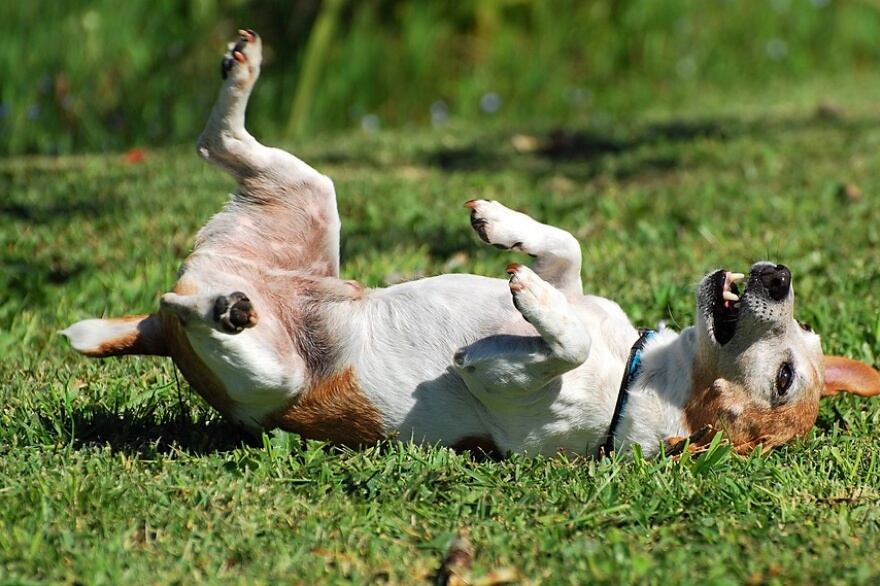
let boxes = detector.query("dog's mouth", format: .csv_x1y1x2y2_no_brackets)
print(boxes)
710,269,746,346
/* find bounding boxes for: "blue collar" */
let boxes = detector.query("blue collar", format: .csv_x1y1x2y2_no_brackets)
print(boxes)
599,329,655,457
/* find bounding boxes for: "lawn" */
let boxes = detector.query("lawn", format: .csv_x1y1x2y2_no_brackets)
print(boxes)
3,74,880,584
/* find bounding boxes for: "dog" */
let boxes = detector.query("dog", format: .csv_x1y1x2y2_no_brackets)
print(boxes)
63,30,880,458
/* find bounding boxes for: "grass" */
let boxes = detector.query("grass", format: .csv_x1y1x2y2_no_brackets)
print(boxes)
4,74,880,584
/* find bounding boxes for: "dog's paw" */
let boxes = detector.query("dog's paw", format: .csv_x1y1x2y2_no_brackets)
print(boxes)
464,199,532,252
213,291,258,333
506,263,561,322
221,29,262,86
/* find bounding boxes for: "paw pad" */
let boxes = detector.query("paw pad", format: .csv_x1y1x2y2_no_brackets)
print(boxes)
465,199,525,251
469,211,491,243
213,291,258,333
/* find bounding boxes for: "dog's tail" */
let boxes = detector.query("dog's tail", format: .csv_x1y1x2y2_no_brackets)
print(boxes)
61,313,168,358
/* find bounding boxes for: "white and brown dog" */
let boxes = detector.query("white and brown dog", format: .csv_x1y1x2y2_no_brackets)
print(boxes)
64,30,880,458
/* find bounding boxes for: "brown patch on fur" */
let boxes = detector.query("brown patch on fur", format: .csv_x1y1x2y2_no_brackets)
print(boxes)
160,312,234,415
266,367,384,447
684,372,820,452
86,314,167,357
823,355,880,397
174,278,200,296
450,435,503,461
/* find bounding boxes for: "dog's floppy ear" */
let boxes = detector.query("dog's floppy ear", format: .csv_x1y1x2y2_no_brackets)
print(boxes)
823,356,880,397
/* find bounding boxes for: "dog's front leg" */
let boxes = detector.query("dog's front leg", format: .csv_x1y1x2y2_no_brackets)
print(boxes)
453,264,591,403
466,199,583,295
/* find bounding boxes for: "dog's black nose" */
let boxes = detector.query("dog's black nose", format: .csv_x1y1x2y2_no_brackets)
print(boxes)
760,264,791,301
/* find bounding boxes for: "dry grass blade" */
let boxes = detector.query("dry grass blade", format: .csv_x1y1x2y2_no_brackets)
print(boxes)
435,529,474,586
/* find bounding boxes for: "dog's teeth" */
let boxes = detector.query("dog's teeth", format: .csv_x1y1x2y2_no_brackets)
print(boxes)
729,272,745,282
722,291,740,302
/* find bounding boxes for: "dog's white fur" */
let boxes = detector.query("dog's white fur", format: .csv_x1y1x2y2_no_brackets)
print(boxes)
64,31,880,458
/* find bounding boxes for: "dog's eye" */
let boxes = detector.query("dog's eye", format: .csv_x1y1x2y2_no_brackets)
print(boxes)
798,321,813,332
776,362,794,395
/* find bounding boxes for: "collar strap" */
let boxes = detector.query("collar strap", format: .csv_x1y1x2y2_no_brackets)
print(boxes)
599,328,656,457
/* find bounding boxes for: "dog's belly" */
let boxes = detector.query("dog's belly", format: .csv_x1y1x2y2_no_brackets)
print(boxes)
337,274,637,452
348,274,521,446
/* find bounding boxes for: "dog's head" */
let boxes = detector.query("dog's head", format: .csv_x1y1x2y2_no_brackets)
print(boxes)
684,261,880,452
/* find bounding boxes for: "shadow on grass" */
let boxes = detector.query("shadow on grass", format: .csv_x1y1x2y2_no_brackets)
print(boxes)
418,118,721,174
0,198,124,225
0,172,132,225
417,113,876,177
50,402,258,456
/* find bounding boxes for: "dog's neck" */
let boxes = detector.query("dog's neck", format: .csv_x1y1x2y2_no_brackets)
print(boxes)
612,326,700,456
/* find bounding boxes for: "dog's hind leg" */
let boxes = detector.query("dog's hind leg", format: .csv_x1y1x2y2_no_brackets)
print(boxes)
465,200,582,295
66,31,336,431
194,29,340,276
197,29,321,188
453,264,591,399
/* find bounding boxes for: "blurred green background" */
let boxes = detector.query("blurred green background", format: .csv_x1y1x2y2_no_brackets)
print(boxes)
3,0,880,156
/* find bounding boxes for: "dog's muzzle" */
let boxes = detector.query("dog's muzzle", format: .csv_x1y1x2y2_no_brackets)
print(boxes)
708,262,793,346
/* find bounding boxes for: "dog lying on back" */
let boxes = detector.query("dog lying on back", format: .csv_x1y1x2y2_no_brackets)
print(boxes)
64,30,880,458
